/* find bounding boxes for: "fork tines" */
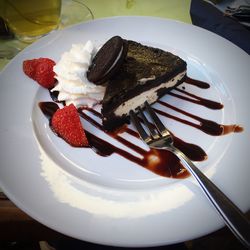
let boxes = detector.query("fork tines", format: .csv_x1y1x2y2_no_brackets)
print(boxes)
129,101,170,142
130,109,151,143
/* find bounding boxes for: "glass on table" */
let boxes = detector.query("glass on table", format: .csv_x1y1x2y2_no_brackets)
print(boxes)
0,0,94,59
2,0,62,43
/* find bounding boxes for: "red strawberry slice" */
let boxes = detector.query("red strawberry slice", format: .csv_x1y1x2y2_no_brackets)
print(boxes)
34,59,56,88
51,104,89,147
23,58,56,89
23,59,39,79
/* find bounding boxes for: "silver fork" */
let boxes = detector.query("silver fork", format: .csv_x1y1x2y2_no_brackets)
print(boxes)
129,101,250,248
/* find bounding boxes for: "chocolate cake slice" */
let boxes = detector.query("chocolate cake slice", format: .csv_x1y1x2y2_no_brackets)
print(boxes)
102,40,187,131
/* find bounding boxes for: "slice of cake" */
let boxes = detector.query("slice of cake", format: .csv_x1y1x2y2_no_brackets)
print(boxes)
101,40,187,131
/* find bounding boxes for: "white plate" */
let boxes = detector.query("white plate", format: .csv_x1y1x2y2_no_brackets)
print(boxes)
0,17,249,247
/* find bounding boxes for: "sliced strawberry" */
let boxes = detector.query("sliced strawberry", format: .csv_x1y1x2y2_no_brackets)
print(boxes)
23,59,39,79
51,104,88,147
34,59,56,88
23,57,56,89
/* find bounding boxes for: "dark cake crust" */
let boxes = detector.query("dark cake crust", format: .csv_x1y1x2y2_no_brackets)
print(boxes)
102,40,187,131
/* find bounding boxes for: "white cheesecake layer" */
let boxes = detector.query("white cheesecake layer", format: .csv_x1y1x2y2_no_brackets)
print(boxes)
114,71,186,117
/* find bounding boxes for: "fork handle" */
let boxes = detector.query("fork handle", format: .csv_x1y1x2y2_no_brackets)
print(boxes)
168,146,250,249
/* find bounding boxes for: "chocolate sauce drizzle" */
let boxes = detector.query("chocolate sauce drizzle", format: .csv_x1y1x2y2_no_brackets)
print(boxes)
170,88,223,110
40,76,243,179
185,76,210,89
155,101,242,136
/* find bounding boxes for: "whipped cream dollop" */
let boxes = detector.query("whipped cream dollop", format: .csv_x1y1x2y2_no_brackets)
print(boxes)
51,41,106,107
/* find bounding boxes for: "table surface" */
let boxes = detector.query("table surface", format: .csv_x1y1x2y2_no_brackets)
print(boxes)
0,0,249,248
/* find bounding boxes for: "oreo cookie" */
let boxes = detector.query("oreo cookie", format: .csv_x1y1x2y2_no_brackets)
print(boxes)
87,36,128,85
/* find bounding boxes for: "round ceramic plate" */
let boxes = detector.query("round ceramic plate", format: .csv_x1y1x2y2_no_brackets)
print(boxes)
0,17,249,247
